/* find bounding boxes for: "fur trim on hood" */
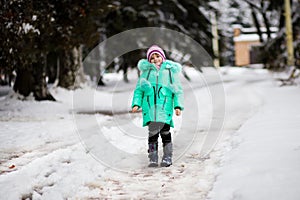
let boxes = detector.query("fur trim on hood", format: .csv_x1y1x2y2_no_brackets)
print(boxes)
164,60,182,73
137,59,182,73
137,59,153,71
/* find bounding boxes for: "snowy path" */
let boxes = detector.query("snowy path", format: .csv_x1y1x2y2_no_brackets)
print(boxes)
0,67,298,199
86,68,266,199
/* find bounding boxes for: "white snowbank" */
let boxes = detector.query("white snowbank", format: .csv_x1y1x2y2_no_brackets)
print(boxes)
209,82,300,200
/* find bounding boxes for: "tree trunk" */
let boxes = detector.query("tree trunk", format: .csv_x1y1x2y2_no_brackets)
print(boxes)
123,64,129,83
13,68,35,97
13,59,55,101
279,8,285,29
58,46,86,89
261,1,272,40
97,76,106,86
58,49,75,89
249,4,264,43
73,45,86,87
33,55,56,101
52,56,60,87
119,62,129,83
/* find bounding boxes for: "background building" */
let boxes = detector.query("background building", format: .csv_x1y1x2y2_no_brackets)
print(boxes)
233,24,278,66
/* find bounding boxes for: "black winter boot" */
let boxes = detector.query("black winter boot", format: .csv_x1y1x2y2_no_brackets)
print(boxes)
148,142,158,167
161,143,172,167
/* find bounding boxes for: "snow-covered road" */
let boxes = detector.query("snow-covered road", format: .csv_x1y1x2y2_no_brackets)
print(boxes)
0,67,299,199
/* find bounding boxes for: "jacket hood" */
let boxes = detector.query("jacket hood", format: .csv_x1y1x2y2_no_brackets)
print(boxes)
137,59,182,73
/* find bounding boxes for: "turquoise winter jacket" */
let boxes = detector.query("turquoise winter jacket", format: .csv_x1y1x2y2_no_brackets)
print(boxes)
131,59,184,127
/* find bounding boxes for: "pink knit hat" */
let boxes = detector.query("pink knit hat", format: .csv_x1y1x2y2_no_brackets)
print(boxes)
146,45,166,63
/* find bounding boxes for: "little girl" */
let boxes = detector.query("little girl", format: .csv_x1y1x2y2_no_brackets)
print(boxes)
131,45,184,167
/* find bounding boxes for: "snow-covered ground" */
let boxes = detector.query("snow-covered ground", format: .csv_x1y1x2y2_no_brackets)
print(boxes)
0,67,299,199
209,69,300,200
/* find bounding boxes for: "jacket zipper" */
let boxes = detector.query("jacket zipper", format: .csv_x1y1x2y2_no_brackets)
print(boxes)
154,71,159,122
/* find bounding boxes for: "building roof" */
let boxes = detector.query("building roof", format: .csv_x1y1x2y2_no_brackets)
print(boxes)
234,33,277,42
233,24,278,42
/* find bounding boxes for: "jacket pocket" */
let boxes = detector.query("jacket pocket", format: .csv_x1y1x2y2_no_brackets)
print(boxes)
161,87,173,97
147,96,151,109
161,96,168,111
142,89,153,112
160,87,174,111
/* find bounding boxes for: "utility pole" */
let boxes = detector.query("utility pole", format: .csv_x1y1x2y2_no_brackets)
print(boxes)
210,11,220,68
284,0,294,67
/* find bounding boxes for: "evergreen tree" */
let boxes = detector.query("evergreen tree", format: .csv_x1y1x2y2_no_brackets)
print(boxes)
1,0,248,101
99,0,213,77
1,0,56,100
0,0,115,99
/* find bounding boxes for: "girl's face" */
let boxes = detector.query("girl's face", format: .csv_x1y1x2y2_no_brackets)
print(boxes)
150,53,163,66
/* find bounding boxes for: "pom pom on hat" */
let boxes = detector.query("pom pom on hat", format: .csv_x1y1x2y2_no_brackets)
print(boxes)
146,45,166,63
